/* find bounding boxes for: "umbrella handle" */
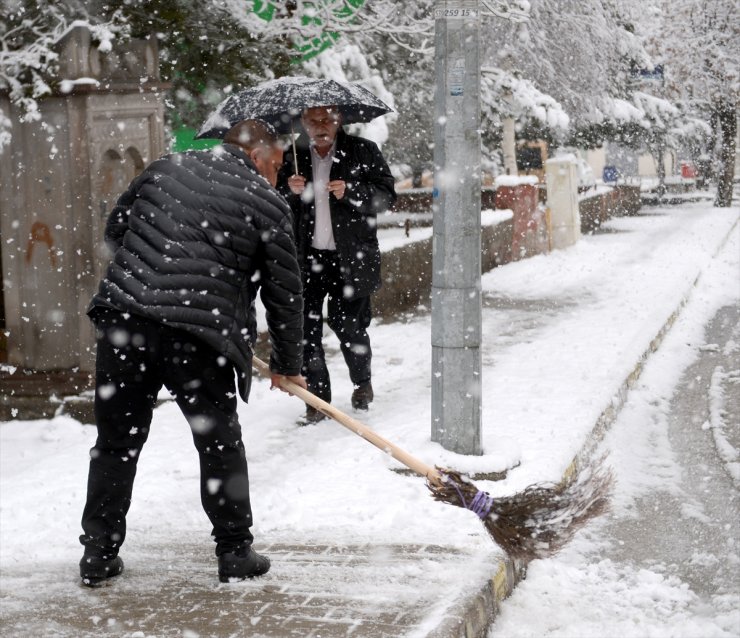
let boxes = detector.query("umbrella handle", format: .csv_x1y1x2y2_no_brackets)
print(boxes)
290,120,299,174
252,356,443,486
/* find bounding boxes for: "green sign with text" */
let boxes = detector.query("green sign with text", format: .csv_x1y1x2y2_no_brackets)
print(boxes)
249,0,366,61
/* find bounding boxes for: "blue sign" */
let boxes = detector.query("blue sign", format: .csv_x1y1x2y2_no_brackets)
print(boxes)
632,65,664,81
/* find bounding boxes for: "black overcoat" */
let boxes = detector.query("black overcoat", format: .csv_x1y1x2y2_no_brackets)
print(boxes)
277,129,396,298
89,144,303,400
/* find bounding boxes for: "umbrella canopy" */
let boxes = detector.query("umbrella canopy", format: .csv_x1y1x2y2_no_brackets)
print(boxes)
196,76,393,139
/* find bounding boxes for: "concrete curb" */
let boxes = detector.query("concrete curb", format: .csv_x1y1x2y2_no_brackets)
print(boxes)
443,216,739,638
428,557,523,638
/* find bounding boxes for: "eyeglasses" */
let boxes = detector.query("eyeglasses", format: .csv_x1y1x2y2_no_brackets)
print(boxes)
303,115,340,127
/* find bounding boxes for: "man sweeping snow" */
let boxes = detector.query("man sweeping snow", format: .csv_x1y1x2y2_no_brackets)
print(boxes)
79,119,306,585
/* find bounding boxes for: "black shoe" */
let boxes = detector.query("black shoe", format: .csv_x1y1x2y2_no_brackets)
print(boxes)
351,382,374,410
218,546,271,582
79,554,124,587
298,406,327,425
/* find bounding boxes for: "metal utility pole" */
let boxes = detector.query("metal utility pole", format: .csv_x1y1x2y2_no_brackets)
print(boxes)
431,0,482,455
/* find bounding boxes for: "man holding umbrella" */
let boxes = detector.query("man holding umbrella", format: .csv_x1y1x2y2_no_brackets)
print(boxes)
277,105,396,423
196,77,396,424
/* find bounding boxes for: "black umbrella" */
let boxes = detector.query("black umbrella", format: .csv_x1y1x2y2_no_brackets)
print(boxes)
196,76,393,170
196,76,392,138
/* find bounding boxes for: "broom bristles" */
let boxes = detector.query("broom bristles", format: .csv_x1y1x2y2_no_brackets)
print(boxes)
428,459,612,562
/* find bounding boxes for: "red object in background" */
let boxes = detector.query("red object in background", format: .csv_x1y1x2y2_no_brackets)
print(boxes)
680,162,697,179
495,183,539,259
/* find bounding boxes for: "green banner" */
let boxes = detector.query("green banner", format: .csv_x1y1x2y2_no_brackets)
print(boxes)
249,0,366,62
171,127,220,153
252,0,277,21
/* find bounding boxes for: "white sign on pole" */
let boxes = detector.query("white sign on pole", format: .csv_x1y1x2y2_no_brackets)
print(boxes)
449,59,465,96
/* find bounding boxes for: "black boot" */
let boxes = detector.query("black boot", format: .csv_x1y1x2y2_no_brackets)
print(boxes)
351,382,374,410
218,546,271,582
79,554,124,587
297,405,327,425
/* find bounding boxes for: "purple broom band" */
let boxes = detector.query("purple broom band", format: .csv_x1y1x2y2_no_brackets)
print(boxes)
469,490,496,519
444,474,496,519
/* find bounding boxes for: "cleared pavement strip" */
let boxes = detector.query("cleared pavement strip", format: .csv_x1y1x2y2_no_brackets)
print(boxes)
0,543,501,638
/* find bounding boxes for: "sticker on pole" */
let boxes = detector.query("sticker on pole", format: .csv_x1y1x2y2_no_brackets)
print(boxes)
449,59,465,96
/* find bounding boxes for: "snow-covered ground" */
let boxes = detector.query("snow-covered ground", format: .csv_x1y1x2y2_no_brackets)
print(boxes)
0,199,737,636
492,224,739,637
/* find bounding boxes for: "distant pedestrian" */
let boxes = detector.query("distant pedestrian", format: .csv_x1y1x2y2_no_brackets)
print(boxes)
79,119,306,585
277,105,396,423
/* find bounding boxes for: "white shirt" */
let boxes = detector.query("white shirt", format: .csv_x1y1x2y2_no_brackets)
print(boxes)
310,142,337,250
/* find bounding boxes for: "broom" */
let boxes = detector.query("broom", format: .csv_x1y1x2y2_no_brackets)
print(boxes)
252,356,611,561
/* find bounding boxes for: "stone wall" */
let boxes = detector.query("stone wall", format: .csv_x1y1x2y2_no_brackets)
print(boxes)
494,182,548,260
392,187,497,213
378,182,640,317
373,218,513,318
579,185,642,234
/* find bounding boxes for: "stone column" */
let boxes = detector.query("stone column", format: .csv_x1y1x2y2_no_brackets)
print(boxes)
546,157,580,250
0,25,168,373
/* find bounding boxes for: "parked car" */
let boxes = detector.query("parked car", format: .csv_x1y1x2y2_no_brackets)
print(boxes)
553,147,596,192
575,157,596,191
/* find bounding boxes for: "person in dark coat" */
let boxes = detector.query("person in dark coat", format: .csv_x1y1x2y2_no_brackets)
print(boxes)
79,119,306,586
277,106,396,423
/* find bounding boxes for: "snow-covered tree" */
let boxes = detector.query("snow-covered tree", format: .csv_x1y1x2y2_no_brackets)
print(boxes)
227,1,437,180
0,0,293,148
639,0,738,206
632,92,683,195
89,0,292,132
228,1,434,61
0,0,123,149
3,0,733,195
376,37,433,183
482,1,650,132
480,66,569,175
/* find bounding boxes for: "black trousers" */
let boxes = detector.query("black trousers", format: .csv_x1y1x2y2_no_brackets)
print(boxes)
80,310,253,558
302,250,372,403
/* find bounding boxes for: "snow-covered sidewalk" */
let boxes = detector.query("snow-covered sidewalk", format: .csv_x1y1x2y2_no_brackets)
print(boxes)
0,200,737,637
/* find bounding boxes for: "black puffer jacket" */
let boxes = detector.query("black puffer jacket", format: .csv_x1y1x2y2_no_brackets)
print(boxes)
89,144,303,401
276,130,396,298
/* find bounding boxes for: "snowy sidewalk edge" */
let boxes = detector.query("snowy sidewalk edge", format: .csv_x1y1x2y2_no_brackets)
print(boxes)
572,213,739,479
429,216,739,638
426,557,522,638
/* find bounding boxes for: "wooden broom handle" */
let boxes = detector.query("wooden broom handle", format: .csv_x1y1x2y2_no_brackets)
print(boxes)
252,356,442,486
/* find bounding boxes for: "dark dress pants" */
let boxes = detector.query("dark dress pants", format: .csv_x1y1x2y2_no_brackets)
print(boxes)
302,250,372,403
80,310,253,558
